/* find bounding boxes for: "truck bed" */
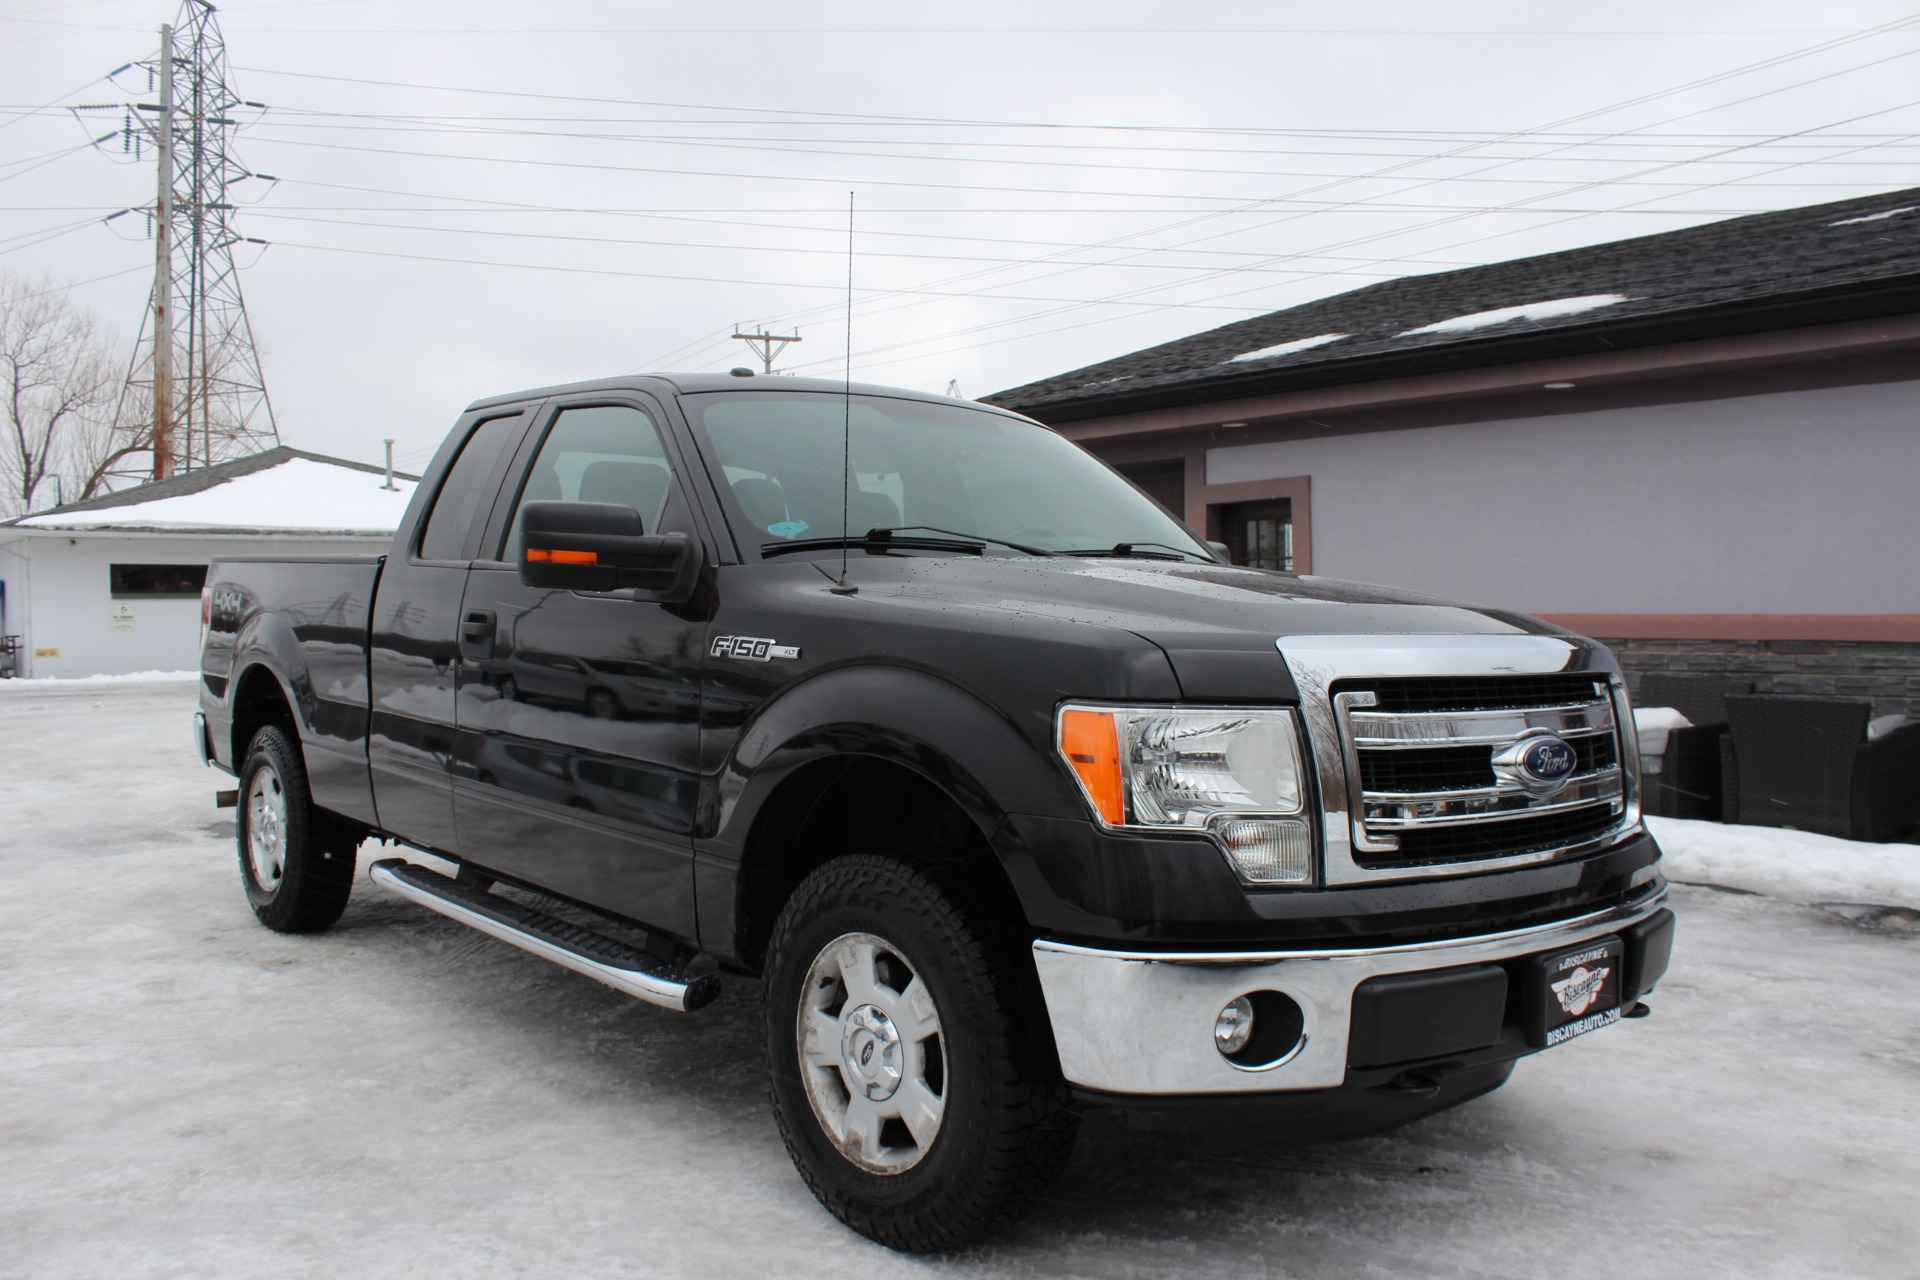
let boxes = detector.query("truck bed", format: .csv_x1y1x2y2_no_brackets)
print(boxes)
201,553,386,824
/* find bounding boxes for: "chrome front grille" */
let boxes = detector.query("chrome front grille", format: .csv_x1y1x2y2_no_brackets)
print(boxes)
1335,674,1629,867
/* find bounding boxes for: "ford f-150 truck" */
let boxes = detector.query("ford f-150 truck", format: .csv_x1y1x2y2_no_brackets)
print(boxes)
195,371,1674,1251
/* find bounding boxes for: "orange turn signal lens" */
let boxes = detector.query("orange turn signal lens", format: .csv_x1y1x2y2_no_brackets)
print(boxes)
525,548,598,565
1058,708,1124,825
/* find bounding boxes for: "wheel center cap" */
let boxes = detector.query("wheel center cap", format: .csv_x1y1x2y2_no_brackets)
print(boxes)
840,1003,903,1100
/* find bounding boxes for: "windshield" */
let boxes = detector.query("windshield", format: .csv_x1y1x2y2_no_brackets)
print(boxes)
683,391,1209,560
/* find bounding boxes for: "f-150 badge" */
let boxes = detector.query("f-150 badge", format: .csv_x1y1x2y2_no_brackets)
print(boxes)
1551,964,1612,1017
711,635,801,662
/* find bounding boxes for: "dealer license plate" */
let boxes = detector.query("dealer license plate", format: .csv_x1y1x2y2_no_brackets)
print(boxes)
1530,937,1625,1048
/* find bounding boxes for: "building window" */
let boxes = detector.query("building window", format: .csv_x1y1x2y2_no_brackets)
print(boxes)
110,564,209,597
1116,460,1185,520
1217,499,1293,571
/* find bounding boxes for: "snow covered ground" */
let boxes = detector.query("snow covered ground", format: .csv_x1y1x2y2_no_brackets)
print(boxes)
3,682,1918,1279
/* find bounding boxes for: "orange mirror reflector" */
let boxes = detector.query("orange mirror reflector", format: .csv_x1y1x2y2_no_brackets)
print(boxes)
525,548,550,562
525,548,598,565
1058,708,1124,825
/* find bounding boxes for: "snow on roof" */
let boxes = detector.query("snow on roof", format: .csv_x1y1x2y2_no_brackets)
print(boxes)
1828,204,1918,227
1224,333,1348,364
1399,294,1630,337
14,454,417,534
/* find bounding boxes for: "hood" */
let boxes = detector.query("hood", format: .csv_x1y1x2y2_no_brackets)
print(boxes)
822,553,1574,701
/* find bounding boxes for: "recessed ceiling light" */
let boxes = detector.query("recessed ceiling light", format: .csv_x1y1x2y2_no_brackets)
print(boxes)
1543,381,1577,390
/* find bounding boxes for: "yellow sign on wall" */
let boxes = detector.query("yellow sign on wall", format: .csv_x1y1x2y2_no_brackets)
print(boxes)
33,647,59,658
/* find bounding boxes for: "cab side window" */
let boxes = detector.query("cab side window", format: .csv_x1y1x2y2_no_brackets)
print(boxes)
417,413,521,562
500,405,674,562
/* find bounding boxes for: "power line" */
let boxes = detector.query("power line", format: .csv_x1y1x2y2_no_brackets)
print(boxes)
757,12,1920,372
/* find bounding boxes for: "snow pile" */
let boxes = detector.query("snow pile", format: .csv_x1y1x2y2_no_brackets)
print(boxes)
1225,333,1348,364
1632,706,1692,758
1829,205,1916,227
19,457,416,533
1401,294,1629,336
0,669,198,691
1650,815,1920,909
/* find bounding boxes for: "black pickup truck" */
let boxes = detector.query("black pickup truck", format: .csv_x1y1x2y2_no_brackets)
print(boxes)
196,371,1673,1251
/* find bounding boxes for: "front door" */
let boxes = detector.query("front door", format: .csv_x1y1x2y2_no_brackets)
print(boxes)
451,398,708,941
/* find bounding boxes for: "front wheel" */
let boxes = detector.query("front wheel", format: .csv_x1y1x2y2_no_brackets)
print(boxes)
764,855,1077,1251
237,725,357,933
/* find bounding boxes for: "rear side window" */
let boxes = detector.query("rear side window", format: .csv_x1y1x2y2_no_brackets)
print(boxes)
499,405,674,561
418,414,520,561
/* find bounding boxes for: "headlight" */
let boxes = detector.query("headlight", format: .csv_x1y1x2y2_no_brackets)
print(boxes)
1055,704,1313,885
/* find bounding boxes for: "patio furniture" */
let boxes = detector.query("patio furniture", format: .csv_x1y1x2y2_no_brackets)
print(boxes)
1637,674,1753,822
1724,694,1920,842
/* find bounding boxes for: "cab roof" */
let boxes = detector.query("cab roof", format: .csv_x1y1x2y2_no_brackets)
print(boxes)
465,372,1029,418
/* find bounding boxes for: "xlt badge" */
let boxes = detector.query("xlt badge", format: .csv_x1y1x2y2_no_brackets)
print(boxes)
711,635,801,662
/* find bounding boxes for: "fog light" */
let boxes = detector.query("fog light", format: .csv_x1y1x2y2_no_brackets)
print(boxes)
1215,818,1312,884
1215,996,1255,1056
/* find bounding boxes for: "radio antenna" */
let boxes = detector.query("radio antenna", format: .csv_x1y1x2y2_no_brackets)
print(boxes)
831,190,857,596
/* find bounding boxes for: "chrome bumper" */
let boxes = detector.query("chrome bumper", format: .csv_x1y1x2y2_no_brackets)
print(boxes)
1032,888,1668,1095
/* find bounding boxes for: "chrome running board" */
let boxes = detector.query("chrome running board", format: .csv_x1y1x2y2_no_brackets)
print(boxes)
369,859,719,1013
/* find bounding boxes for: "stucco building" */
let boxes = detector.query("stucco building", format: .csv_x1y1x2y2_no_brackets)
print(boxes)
0,447,416,678
988,187,1920,715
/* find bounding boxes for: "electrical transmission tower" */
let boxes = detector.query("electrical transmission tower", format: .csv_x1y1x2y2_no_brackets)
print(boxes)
115,0,278,482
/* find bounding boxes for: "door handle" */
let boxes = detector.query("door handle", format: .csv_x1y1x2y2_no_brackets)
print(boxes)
460,609,497,661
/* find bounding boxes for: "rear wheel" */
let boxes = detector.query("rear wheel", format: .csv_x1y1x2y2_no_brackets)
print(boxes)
764,855,1077,1251
237,725,357,933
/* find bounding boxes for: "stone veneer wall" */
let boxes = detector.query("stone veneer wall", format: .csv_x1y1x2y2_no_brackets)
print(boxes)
1603,637,1920,719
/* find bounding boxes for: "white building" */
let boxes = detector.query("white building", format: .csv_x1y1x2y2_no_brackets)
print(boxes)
0,448,417,678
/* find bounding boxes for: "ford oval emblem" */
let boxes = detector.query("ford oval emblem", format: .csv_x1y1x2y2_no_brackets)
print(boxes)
1491,731,1581,797
1521,735,1579,784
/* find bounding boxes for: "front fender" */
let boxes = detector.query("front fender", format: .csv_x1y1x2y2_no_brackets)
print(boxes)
712,662,1081,843
693,663,1093,957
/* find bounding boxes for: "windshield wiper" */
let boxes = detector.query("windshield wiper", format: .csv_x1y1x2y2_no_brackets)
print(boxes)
873,526,1058,556
761,530,986,558
761,526,1061,559
1062,541,1214,563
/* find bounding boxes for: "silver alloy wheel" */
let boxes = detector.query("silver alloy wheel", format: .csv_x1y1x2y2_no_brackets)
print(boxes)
247,763,288,891
797,931,946,1174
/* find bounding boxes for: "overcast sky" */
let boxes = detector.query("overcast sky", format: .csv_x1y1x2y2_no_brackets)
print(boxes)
5,0,1920,476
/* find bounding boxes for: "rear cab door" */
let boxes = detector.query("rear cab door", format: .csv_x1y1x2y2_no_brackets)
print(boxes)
367,406,531,852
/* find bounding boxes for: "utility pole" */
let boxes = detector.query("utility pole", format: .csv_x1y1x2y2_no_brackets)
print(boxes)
150,23,174,480
732,327,801,375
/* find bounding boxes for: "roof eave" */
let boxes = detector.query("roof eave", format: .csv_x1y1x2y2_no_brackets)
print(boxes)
996,270,1920,424
0,524,398,539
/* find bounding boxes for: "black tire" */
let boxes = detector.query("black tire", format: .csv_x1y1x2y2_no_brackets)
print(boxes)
764,855,1078,1252
237,725,357,934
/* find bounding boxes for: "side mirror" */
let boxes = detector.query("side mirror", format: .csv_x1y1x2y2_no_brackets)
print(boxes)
1205,540,1234,564
519,501,703,603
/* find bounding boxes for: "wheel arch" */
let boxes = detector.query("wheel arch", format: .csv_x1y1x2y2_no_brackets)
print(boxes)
228,660,300,768
709,664,1080,972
